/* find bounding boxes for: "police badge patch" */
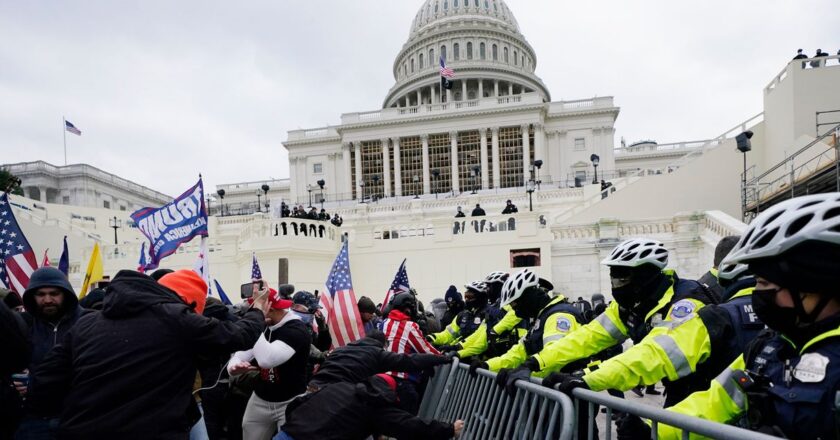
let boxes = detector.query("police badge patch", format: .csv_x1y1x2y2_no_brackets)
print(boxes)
668,299,696,322
556,317,572,332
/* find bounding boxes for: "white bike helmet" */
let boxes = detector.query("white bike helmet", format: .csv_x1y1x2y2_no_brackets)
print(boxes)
500,268,539,307
717,261,750,282
601,238,668,269
464,280,489,294
484,271,509,284
721,193,840,266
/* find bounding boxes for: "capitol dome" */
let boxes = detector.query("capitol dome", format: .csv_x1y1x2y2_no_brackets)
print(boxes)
384,0,550,108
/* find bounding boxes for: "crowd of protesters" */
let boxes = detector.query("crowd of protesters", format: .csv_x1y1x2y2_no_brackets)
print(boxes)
278,202,342,227
4,192,840,439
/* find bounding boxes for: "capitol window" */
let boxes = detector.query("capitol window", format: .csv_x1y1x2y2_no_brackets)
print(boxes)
467,42,473,59
474,0,479,6
503,47,508,63
480,43,486,59
441,45,447,61
411,58,415,72
443,0,448,10
313,163,323,174
492,44,498,61
574,138,586,151
454,0,458,7
419,53,424,69
453,43,460,60
514,50,518,65
430,49,434,63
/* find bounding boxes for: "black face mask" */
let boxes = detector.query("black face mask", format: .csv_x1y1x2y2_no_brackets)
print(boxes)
514,287,548,319
610,265,664,309
751,288,798,336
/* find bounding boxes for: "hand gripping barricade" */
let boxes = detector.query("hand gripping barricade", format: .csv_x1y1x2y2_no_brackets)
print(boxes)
420,360,784,440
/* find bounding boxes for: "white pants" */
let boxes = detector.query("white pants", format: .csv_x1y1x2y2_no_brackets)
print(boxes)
242,393,295,440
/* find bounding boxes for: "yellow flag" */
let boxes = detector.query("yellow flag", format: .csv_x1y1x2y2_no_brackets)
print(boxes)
80,243,104,299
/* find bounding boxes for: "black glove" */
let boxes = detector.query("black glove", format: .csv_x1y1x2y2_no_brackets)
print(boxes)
542,373,589,394
501,366,533,396
439,344,462,352
616,414,651,440
469,360,488,378
444,351,460,360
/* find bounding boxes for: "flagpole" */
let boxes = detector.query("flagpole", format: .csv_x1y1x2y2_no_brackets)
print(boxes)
62,116,67,165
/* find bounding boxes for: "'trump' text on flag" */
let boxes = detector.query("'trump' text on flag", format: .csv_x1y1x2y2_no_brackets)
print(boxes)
131,178,208,270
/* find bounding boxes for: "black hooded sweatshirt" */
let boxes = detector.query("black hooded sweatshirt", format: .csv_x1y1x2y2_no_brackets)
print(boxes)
27,270,265,440
283,376,454,440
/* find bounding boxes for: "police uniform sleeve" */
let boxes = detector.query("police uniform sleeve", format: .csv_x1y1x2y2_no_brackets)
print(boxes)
431,318,461,346
532,311,582,374
582,300,711,391
485,339,527,371
492,305,522,334
457,322,488,358
536,302,628,372
657,355,748,440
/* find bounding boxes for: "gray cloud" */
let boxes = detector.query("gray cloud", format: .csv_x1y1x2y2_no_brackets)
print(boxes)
1,0,836,196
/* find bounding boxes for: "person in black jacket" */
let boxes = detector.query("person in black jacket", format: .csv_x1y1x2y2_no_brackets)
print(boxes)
1,299,30,440
228,288,311,440
15,267,83,440
441,286,464,327
199,297,241,440
279,374,463,440
25,270,267,440
308,330,449,391
471,203,486,216
501,200,518,214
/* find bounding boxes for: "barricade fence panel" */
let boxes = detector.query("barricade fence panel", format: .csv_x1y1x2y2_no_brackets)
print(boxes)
420,361,782,440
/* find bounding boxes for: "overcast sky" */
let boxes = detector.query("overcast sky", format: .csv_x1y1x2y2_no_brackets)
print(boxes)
1,0,836,197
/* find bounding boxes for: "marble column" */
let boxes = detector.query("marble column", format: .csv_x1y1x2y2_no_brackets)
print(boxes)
393,137,402,196
342,143,352,199
521,124,531,186
421,134,431,194
416,90,422,106
431,85,437,104
450,131,460,193
478,80,484,99
479,128,489,189
382,138,391,197
494,80,499,97
354,143,363,200
491,127,500,188
461,80,467,101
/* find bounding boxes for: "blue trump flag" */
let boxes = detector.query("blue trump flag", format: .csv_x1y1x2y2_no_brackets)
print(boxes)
131,178,208,271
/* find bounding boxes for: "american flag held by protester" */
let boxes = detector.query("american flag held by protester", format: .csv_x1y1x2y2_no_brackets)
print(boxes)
0,193,38,294
321,240,364,348
381,258,410,313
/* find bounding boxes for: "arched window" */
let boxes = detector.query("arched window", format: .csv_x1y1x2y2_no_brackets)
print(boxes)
503,47,508,63
430,49,435,63
434,1,439,13
467,42,473,60
403,64,407,77
411,58,415,73
514,50,518,65
480,42,486,59
484,0,489,9
454,0,458,7
419,53,424,69
443,0,448,10
474,0,479,7
522,55,526,67
453,43,460,60
492,44,498,61
492,0,497,11
441,45,447,61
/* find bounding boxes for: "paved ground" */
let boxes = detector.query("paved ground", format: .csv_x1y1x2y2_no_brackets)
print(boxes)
592,384,666,439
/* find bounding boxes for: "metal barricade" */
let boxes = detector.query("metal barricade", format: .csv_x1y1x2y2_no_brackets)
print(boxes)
419,359,575,440
569,388,782,440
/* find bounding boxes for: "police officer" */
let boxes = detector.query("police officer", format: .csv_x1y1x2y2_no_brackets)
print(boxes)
696,235,740,302
429,281,490,348
632,193,840,439
468,269,585,391
535,238,716,406
546,240,764,407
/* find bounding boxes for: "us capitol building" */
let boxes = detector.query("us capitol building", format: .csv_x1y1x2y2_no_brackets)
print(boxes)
6,0,840,304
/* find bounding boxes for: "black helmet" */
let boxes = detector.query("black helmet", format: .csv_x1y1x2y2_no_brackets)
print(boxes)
292,291,319,313
390,291,416,312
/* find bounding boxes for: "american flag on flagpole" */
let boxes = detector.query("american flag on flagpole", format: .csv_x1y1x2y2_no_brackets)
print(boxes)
64,120,82,136
439,55,455,78
321,240,364,348
381,259,410,313
0,193,38,294
251,252,262,281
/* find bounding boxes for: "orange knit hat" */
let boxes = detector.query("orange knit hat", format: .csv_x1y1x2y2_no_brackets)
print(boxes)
159,270,207,315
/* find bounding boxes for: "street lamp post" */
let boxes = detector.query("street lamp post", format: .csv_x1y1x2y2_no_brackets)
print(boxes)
109,216,122,245
533,159,543,190
317,179,325,210
307,184,313,208
432,169,440,199
359,181,366,203
372,175,380,202
471,166,480,194
736,130,754,221
216,189,225,216
412,175,420,199
255,190,262,213
526,179,535,212
261,184,270,213
590,154,600,184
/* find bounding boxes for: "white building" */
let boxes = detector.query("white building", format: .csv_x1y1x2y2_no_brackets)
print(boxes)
3,160,171,212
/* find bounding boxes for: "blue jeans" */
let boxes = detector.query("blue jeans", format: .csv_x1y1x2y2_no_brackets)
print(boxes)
273,431,294,440
189,402,209,440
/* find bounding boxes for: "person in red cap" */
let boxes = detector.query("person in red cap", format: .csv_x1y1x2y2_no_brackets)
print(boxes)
26,269,268,440
277,373,463,440
228,283,312,440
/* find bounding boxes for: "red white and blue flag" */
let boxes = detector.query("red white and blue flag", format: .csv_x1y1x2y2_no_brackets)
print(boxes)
321,240,364,348
251,252,262,281
381,258,409,313
0,193,38,294
439,55,455,78
65,120,81,136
